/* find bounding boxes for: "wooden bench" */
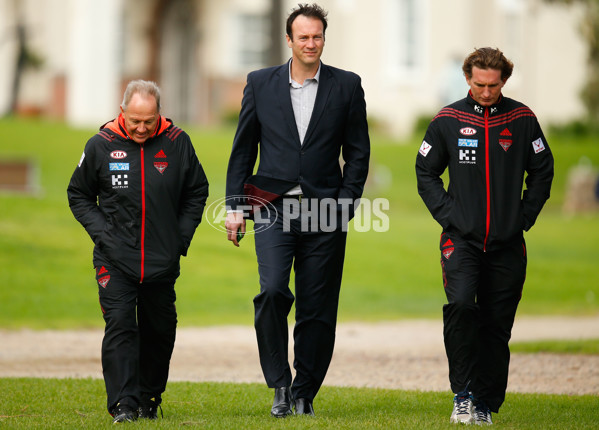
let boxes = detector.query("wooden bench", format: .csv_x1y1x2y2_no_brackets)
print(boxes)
0,160,40,194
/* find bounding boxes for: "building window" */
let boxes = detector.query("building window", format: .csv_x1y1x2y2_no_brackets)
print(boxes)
236,13,269,70
398,0,417,69
384,0,429,81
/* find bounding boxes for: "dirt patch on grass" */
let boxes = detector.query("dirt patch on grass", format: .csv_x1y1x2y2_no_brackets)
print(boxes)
1,316,598,395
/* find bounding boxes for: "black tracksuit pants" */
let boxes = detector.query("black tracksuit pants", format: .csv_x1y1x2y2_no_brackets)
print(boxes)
96,264,177,414
253,198,347,402
440,232,527,413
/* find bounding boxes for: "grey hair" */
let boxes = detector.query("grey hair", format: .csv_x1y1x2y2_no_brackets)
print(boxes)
121,80,161,112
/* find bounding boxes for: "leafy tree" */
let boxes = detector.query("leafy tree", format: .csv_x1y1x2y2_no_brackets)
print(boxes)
545,0,599,125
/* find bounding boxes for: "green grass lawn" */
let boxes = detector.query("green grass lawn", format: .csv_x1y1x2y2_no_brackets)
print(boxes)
0,378,597,429
510,338,599,354
0,117,598,328
1,118,598,430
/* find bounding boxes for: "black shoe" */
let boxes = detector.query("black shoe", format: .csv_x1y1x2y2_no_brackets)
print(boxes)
138,397,163,419
294,398,315,416
271,387,292,418
112,403,138,423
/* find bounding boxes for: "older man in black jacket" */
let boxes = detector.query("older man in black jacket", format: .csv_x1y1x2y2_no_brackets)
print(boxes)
68,80,208,423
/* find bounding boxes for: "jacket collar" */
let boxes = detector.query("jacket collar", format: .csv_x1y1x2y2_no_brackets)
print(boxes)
101,113,172,142
278,62,301,144
466,91,504,116
304,62,333,144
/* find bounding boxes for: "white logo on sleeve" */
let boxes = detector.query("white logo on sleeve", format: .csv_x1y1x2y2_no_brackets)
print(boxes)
419,140,432,157
532,138,546,154
78,152,85,167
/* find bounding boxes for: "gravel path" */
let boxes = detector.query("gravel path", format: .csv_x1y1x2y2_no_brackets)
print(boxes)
1,316,598,395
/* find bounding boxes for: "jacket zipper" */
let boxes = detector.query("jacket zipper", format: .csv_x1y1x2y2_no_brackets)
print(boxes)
140,145,146,283
483,108,490,252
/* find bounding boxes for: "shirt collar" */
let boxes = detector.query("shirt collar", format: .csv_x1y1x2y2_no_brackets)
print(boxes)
288,59,321,87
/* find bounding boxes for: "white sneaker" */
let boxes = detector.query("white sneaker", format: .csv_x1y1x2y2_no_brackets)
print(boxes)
450,394,474,424
473,402,493,425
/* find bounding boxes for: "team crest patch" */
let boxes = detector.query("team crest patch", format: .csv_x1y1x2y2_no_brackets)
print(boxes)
98,275,110,288
443,247,454,259
499,139,512,151
532,138,546,154
154,162,168,174
419,140,432,157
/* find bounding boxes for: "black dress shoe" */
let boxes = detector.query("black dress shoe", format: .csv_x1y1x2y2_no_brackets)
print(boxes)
271,387,292,418
294,398,315,416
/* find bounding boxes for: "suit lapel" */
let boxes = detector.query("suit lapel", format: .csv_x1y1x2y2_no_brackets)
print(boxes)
276,62,301,145
303,63,333,146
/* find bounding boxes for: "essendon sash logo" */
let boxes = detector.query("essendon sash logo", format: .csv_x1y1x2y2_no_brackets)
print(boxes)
443,248,454,259
154,162,168,174
499,139,512,151
98,275,110,288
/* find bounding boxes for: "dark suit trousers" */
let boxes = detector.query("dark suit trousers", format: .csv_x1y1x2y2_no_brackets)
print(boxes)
253,198,347,401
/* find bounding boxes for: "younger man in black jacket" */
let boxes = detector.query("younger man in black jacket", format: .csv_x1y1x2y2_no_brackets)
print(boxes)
416,48,553,425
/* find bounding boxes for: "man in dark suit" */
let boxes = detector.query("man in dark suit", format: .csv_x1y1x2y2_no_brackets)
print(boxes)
225,3,370,418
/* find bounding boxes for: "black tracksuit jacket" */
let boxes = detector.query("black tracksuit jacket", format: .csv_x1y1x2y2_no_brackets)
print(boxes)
67,115,209,283
416,92,554,251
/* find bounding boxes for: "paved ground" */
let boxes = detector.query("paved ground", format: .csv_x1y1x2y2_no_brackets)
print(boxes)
1,316,598,395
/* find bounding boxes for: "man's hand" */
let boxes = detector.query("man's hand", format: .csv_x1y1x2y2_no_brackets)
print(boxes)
225,212,246,247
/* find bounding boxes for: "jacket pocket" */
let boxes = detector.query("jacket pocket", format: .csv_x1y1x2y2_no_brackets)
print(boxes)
115,221,139,248
97,219,139,254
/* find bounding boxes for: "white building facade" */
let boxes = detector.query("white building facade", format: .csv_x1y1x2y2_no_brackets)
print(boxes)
0,0,587,136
